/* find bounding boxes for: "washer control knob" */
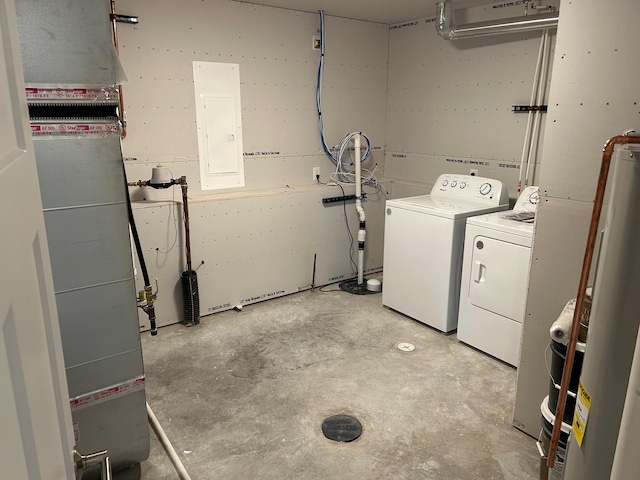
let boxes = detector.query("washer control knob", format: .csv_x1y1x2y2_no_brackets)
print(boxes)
460,181,467,189
441,180,449,187
479,183,492,195
451,180,457,187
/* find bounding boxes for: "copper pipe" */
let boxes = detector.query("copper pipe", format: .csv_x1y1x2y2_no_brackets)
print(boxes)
127,180,149,187
110,0,127,139
546,133,640,468
128,176,191,272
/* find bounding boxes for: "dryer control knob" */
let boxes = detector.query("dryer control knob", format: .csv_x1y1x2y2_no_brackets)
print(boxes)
529,191,540,204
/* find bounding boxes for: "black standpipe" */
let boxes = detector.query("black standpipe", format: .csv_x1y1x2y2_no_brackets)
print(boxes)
179,180,200,326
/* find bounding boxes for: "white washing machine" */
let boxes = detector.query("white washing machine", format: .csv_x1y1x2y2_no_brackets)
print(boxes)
382,174,508,333
457,186,540,366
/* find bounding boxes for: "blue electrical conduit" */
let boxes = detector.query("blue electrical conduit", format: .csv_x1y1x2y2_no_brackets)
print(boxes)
315,10,371,173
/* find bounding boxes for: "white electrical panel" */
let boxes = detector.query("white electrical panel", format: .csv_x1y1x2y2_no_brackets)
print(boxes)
193,61,245,190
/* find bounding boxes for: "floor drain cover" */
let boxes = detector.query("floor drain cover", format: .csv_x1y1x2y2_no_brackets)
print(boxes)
397,342,416,352
322,414,362,442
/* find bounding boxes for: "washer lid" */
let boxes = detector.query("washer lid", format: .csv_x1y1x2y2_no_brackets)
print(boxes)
387,195,508,219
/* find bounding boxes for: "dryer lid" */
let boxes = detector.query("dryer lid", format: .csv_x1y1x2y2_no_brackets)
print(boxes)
467,211,536,236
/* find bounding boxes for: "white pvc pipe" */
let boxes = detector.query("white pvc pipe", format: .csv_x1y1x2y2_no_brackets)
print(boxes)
146,402,193,480
354,134,366,285
355,134,362,209
518,31,546,192
357,249,365,284
525,29,551,187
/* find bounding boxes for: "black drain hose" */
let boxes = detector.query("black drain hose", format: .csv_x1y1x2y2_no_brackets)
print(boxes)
126,191,150,287
124,175,157,335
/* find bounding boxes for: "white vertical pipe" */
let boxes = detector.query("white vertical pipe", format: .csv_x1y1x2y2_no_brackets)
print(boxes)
518,31,546,192
525,29,551,187
354,134,365,285
355,134,362,201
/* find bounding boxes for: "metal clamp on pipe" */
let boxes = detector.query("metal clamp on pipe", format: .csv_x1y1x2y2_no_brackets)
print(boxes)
137,279,159,336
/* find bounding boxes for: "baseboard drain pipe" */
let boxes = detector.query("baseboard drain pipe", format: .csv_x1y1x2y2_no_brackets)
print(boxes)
146,402,193,480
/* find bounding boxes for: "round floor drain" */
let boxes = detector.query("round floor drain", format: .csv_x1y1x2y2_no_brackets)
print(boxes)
397,342,416,352
322,414,362,442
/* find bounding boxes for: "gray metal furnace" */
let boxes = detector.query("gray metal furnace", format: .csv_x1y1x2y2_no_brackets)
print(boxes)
15,0,149,471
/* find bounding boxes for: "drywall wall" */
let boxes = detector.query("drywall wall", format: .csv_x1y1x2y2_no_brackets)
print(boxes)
133,184,386,330
116,0,389,328
119,0,388,195
385,1,559,198
514,0,640,437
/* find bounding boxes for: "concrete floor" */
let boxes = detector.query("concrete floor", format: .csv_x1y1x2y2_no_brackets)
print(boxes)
137,288,541,480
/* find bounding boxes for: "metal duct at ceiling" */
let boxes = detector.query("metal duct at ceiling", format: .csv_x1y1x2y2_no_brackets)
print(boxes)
436,0,558,40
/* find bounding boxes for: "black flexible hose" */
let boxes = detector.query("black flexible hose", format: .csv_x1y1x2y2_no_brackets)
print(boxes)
122,160,157,335
124,180,150,287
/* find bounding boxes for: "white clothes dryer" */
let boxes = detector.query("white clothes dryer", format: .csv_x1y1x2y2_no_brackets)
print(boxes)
382,174,508,333
457,186,540,366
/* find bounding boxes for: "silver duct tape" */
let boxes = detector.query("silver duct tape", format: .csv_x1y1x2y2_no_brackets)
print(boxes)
25,86,119,104
70,375,146,411
31,122,121,137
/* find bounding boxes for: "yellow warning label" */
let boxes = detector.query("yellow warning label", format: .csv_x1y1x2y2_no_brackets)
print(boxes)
573,379,592,446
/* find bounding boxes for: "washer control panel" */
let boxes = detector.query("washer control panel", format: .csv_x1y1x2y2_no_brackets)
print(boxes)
431,174,508,205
